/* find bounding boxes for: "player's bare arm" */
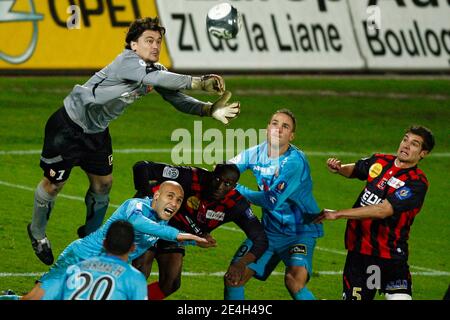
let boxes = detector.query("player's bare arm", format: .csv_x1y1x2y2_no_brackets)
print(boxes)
315,200,394,223
327,158,355,178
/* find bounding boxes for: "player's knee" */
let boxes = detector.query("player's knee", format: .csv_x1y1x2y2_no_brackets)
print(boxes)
41,178,65,196
160,277,181,296
224,275,234,287
284,269,307,293
90,178,113,194
223,273,251,287
385,293,412,300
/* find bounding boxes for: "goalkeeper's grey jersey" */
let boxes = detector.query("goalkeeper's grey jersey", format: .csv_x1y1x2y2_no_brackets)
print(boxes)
64,49,206,133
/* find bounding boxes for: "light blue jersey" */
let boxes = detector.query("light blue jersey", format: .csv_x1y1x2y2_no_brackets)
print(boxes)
59,254,147,300
226,141,323,300
230,141,323,237
70,197,179,261
41,197,180,299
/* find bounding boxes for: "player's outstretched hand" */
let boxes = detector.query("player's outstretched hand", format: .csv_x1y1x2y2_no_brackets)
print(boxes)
313,209,338,223
327,158,342,173
209,91,240,125
177,232,209,244
196,233,217,248
191,74,225,94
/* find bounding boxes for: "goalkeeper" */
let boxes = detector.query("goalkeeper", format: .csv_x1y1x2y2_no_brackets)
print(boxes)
27,16,240,266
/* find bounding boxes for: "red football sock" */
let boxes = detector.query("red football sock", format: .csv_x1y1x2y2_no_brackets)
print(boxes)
148,282,166,300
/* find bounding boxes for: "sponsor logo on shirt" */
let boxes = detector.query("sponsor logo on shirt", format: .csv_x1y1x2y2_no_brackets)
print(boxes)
289,244,307,255
187,196,200,210
369,163,383,178
275,181,287,194
163,166,179,179
360,188,383,206
387,177,405,189
206,210,225,221
254,165,276,175
395,186,412,200
386,280,408,291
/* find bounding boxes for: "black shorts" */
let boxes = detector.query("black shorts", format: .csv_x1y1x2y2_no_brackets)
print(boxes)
39,106,113,183
150,239,186,256
342,251,412,300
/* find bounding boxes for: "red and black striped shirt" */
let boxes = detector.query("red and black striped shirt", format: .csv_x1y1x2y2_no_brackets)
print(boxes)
345,154,429,260
133,161,268,259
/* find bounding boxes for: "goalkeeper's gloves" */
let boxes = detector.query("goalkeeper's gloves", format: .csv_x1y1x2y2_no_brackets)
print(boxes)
202,91,240,125
191,74,225,94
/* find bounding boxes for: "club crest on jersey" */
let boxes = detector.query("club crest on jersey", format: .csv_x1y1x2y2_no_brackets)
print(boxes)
395,186,412,200
289,244,307,255
387,177,405,189
369,163,383,178
206,210,225,221
108,155,113,166
163,166,179,179
187,196,200,210
275,181,287,194
49,169,56,177
377,177,388,190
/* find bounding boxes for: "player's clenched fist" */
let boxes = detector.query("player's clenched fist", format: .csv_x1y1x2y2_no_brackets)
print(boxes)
191,74,225,94
327,158,342,173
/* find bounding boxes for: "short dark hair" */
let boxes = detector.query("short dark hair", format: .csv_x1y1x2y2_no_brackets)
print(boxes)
214,163,240,180
270,108,297,132
407,125,435,152
104,220,135,255
125,17,166,49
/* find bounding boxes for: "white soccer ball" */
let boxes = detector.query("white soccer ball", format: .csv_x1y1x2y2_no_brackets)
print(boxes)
206,2,240,40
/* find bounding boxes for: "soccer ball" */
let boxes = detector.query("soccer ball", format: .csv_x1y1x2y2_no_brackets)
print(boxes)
206,3,240,40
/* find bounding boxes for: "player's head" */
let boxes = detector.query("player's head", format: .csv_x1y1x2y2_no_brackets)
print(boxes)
267,109,296,149
125,17,166,63
397,125,435,164
208,163,240,201
103,220,135,256
152,181,184,220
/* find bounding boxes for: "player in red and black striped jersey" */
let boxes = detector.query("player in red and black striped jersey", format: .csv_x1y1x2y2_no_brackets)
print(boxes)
132,161,268,299
315,125,435,300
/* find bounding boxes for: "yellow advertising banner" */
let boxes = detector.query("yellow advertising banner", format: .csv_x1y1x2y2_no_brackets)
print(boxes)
0,0,171,69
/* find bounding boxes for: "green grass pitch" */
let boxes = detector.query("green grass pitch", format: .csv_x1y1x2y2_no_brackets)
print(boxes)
0,76,449,300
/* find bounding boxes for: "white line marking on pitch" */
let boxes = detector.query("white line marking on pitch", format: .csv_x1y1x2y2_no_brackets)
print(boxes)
1,270,449,278
0,180,449,276
0,149,449,158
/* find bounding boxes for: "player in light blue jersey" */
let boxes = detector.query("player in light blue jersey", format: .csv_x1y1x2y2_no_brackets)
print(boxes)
225,109,323,300
17,181,207,300
60,220,147,300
